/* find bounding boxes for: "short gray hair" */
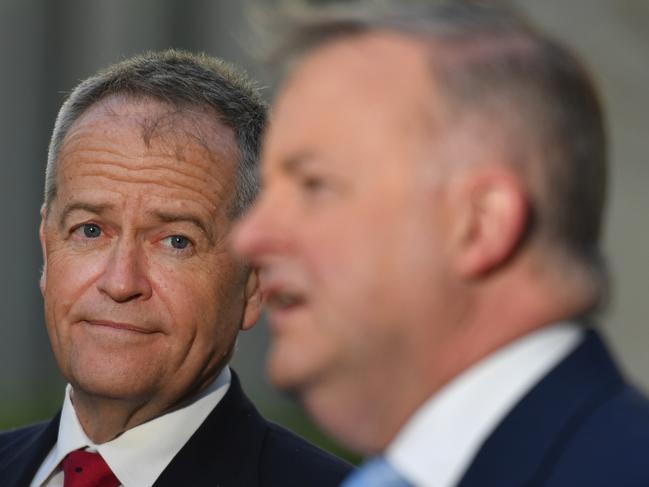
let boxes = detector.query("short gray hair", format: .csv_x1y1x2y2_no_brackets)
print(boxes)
274,0,607,290
45,49,268,218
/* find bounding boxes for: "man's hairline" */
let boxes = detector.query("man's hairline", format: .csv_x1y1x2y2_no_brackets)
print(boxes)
44,93,244,219
280,24,607,312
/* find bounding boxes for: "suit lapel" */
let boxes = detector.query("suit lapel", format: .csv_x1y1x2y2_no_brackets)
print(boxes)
154,371,267,486
457,330,625,487
0,412,60,487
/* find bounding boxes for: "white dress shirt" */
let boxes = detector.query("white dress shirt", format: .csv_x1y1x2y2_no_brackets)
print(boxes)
386,323,584,487
31,366,232,487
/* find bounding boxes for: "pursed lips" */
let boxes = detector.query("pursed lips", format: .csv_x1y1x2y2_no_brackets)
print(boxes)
83,319,157,334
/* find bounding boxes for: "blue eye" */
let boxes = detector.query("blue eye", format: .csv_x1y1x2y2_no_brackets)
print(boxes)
168,235,190,250
83,223,102,238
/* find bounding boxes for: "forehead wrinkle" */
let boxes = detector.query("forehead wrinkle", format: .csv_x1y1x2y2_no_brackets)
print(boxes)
71,158,228,217
64,136,230,183
59,97,238,220
61,137,233,212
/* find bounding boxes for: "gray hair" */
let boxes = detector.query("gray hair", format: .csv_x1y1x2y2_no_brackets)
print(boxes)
274,0,608,295
45,49,268,218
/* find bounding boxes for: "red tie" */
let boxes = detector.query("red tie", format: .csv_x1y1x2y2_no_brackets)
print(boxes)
62,450,120,487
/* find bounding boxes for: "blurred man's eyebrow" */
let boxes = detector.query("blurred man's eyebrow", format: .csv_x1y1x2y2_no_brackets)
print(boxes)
281,152,318,173
149,210,214,243
59,202,114,229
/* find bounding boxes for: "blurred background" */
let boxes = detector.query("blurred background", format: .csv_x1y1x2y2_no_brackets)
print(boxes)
0,0,647,462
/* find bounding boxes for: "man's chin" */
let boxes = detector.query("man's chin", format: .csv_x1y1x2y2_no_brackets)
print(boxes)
267,350,310,393
69,371,157,404
266,347,336,401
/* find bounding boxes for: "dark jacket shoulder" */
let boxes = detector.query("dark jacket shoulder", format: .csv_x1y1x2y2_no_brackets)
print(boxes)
0,421,49,459
156,369,353,486
260,421,351,487
0,414,60,487
458,330,649,487
543,383,649,486
0,372,352,487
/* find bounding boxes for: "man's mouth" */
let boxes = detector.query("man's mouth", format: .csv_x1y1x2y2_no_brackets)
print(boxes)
85,320,155,334
266,289,306,311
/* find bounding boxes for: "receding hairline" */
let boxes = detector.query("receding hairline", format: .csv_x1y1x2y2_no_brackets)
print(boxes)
47,92,243,211
65,93,238,152
44,49,267,220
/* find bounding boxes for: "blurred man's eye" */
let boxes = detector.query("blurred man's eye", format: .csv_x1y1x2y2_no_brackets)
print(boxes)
302,175,325,192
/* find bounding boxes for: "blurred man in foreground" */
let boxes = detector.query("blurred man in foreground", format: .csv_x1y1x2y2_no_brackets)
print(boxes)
0,50,350,487
234,2,649,485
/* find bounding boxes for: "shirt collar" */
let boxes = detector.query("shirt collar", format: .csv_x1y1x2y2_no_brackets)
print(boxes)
386,323,584,487
33,366,231,487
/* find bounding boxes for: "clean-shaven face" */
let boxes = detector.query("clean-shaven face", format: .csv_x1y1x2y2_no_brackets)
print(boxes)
233,35,457,414
41,96,258,410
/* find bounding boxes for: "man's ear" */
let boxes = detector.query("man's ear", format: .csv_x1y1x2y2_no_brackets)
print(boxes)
39,205,48,296
240,267,263,331
451,167,528,278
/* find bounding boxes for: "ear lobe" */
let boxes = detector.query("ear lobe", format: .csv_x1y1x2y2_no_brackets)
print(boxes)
39,206,48,296
240,268,263,331
453,169,528,278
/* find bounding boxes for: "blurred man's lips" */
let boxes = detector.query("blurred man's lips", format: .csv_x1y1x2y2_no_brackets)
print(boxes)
85,320,155,334
266,288,306,311
265,288,309,331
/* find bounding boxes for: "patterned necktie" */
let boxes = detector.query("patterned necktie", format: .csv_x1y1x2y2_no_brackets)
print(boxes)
341,457,414,487
62,450,120,487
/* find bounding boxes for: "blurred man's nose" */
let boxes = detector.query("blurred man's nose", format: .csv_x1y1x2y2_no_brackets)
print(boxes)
96,237,153,303
232,197,284,264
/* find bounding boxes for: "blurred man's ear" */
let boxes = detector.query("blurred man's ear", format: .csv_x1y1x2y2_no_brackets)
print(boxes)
39,205,48,296
451,166,528,278
241,267,263,331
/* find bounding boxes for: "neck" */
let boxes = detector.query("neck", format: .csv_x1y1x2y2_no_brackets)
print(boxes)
428,259,596,388
301,254,597,456
301,365,428,455
70,389,162,443
69,374,217,443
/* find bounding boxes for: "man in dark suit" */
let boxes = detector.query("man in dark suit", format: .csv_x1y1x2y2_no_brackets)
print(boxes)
233,1,649,485
0,49,350,487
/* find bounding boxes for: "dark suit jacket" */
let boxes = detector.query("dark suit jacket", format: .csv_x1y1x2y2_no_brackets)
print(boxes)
0,371,351,487
457,329,649,487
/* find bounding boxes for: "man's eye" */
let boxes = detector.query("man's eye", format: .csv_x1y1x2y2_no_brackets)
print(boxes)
302,175,324,191
301,176,327,193
164,235,192,250
82,223,102,238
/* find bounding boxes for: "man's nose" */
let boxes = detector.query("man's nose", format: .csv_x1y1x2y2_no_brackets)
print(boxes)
96,237,152,302
231,196,285,263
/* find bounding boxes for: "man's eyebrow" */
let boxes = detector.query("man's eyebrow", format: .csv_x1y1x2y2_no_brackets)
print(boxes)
281,152,318,174
58,202,114,230
149,210,215,243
